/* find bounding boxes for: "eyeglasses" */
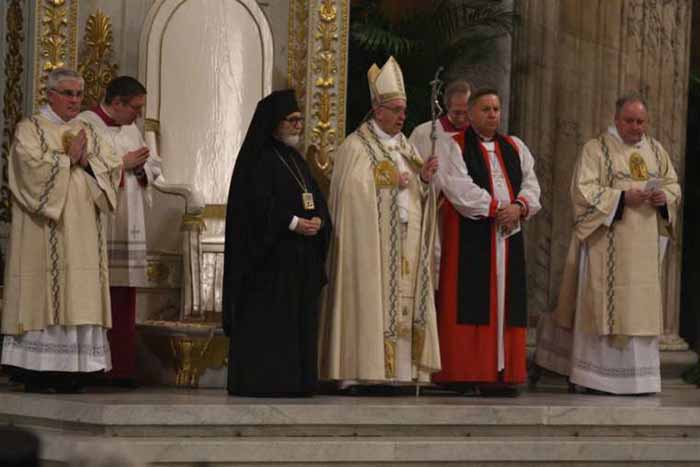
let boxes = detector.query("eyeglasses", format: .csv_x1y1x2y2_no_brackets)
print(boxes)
284,116,304,125
381,105,407,115
51,88,83,98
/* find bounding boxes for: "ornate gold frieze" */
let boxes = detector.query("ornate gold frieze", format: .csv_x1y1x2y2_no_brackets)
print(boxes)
78,10,118,110
147,261,171,285
202,204,227,219
139,322,229,388
34,0,79,109
288,0,310,118
144,118,160,134
1,0,25,223
309,0,339,179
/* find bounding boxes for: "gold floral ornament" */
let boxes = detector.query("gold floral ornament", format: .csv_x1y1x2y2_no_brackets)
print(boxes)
629,152,649,181
34,0,79,108
287,0,309,118
1,0,25,223
309,0,339,179
78,10,118,110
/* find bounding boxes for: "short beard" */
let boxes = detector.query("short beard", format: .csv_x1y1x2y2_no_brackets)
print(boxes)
280,134,300,148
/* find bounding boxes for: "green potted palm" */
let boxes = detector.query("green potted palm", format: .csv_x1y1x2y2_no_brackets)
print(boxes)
346,0,517,134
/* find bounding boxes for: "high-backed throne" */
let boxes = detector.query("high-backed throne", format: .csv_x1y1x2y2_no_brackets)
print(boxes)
135,0,273,387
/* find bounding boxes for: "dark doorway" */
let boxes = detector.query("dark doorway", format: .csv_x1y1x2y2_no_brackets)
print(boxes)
680,1,700,351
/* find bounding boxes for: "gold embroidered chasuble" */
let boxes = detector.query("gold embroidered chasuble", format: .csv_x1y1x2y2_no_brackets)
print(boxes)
2,114,122,335
553,131,681,337
319,121,441,383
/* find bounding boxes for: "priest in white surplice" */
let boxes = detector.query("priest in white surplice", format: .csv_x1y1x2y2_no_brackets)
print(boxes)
1,68,122,393
409,80,471,161
432,88,541,396
319,56,441,392
409,80,471,285
79,76,160,385
534,94,681,394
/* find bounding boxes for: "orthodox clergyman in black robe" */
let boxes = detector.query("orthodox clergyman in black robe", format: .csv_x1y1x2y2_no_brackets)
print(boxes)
222,89,331,397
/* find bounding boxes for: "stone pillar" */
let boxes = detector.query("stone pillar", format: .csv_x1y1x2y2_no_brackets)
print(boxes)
511,0,692,349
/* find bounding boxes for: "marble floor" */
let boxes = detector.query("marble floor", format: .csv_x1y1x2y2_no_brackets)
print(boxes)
1,379,700,466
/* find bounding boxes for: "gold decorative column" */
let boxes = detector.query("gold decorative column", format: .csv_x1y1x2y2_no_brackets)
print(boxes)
1,0,26,223
33,0,79,110
294,0,349,187
288,0,310,119
78,9,118,110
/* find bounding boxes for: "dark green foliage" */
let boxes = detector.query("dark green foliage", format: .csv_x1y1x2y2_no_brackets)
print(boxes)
346,0,517,135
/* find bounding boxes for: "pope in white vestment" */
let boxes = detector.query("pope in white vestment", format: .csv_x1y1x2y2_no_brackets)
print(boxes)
1,69,121,391
319,57,441,387
534,95,681,394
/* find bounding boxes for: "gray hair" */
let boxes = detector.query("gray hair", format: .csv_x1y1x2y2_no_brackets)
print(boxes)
615,92,648,116
443,80,471,109
46,68,84,90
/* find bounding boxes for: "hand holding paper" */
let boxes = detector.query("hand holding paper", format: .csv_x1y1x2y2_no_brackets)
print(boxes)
645,177,661,192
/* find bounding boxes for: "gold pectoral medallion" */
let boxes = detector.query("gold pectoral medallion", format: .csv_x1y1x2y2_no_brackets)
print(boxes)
374,160,399,189
62,130,77,154
302,192,315,210
629,152,649,181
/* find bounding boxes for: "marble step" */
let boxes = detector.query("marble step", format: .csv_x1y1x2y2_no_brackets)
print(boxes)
35,431,700,466
3,392,700,440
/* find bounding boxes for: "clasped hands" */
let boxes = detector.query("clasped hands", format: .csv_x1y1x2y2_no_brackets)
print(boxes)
496,203,523,235
294,216,323,236
123,146,150,171
67,129,89,167
625,188,666,207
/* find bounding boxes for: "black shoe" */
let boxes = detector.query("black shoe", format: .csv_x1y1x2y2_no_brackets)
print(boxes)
23,383,56,394
341,384,403,396
478,385,520,397
583,387,614,396
110,378,140,389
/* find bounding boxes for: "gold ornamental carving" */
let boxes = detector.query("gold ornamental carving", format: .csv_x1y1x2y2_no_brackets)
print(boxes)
78,10,118,110
308,0,339,179
147,261,171,285
139,321,229,388
144,118,160,134
34,0,79,109
1,0,25,223
288,0,310,117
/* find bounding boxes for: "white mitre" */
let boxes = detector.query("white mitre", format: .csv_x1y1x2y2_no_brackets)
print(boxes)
368,56,406,105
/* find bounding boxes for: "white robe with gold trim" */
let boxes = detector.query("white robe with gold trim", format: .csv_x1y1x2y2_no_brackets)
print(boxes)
1,107,122,372
319,120,441,383
535,127,681,394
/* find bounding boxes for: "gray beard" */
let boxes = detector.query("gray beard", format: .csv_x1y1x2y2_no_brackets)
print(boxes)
280,134,300,147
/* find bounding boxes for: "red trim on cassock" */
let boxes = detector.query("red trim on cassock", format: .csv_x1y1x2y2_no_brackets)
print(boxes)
107,287,137,379
440,115,468,133
92,105,119,127
488,198,499,217
516,196,529,217
432,135,527,385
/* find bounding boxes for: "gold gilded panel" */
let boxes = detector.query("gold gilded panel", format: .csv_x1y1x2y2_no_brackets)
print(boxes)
78,10,118,110
288,0,310,118
304,0,349,186
1,0,25,223
34,0,79,109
